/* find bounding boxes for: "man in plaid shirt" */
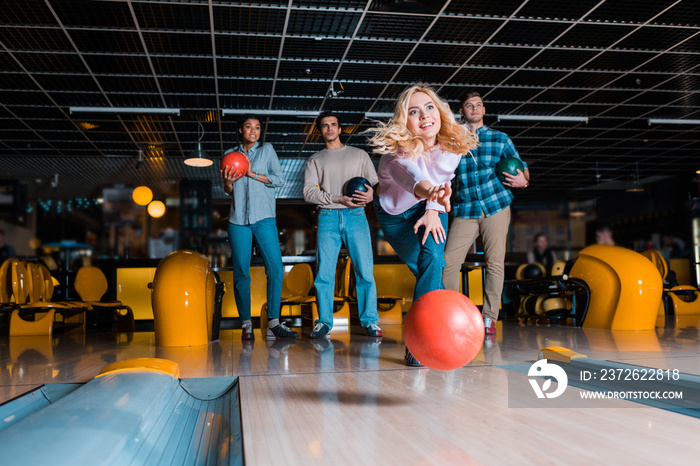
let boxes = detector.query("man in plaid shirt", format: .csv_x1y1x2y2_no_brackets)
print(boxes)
442,91,529,336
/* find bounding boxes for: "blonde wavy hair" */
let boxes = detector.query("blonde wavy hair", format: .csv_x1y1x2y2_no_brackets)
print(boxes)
368,84,478,159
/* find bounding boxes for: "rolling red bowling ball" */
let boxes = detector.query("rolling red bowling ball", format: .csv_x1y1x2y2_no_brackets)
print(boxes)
220,150,251,181
404,290,484,371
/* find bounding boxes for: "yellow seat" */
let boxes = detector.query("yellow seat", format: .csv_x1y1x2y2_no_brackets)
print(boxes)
8,260,30,307
340,256,403,326
11,261,88,336
260,263,318,331
0,259,18,334
28,262,84,310
1,258,15,305
75,266,135,332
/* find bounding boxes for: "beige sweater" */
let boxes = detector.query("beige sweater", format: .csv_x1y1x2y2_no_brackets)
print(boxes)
303,145,378,209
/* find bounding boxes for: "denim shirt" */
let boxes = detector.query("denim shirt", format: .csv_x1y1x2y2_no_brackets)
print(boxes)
227,141,285,226
452,125,528,219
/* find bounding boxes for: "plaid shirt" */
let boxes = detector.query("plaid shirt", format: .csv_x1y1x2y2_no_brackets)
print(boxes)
453,125,527,219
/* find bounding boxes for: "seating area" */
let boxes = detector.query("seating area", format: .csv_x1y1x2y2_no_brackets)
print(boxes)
0,259,134,336
336,256,404,327
74,266,135,332
260,263,317,332
259,256,406,333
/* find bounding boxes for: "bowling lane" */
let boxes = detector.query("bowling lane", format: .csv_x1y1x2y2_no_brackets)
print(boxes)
239,365,700,465
2,317,700,465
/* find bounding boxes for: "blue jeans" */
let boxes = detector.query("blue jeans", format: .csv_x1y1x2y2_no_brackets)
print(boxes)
315,208,378,329
228,217,283,321
373,197,448,302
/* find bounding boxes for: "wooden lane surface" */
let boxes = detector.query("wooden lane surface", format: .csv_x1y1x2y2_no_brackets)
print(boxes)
1,321,699,464
239,366,700,465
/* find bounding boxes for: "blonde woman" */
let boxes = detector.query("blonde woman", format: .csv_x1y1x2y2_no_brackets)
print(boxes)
370,84,477,366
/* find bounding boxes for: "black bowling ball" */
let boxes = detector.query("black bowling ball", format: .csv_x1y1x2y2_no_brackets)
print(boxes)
523,263,544,279
343,176,370,197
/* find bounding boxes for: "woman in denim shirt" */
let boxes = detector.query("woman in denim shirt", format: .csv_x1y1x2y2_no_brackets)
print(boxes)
221,115,298,341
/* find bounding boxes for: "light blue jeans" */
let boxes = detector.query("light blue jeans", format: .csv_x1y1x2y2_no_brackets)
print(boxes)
315,208,379,329
373,197,448,302
228,217,283,321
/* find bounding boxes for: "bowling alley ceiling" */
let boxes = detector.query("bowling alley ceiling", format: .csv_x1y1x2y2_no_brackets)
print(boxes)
2,0,700,203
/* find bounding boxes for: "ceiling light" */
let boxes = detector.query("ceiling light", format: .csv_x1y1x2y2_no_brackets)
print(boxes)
625,162,645,193
570,203,585,217
365,112,462,120
625,182,644,193
221,109,320,118
364,112,393,119
184,122,213,167
648,118,700,125
497,115,588,123
69,107,180,115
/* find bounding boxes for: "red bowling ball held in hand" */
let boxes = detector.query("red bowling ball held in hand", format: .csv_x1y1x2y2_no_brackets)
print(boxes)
404,290,484,371
221,150,251,181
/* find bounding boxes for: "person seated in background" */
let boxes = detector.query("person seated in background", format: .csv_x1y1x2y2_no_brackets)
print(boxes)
0,229,16,262
595,225,615,246
661,233,687,259
526,233,556,272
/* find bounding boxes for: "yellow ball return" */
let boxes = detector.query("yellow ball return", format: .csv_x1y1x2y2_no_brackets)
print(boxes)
150,250,225,347
510,245,664,331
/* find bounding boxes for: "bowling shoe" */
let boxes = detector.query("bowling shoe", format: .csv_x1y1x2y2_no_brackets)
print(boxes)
404,347,423,367
266,323,299,340
365,323,382,337
484,317,496,335
309,322,331,339
242,321,255,340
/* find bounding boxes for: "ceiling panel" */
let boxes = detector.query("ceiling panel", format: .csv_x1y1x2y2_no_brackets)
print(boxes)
0,0,697,204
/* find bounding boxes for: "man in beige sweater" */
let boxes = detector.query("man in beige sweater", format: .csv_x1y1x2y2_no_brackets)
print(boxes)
303,111,382,339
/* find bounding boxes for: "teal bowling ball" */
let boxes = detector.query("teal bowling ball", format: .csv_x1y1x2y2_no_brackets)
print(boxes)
495,157,524,183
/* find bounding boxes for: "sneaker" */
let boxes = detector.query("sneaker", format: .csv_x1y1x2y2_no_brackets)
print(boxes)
266,323,299,340
241,322,254,340
309,322,330,339
484,317,496,335
365,323,382,337
404,347,423,367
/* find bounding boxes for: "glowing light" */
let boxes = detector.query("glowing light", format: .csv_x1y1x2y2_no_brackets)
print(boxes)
132,186,153,206
147,200,166,218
